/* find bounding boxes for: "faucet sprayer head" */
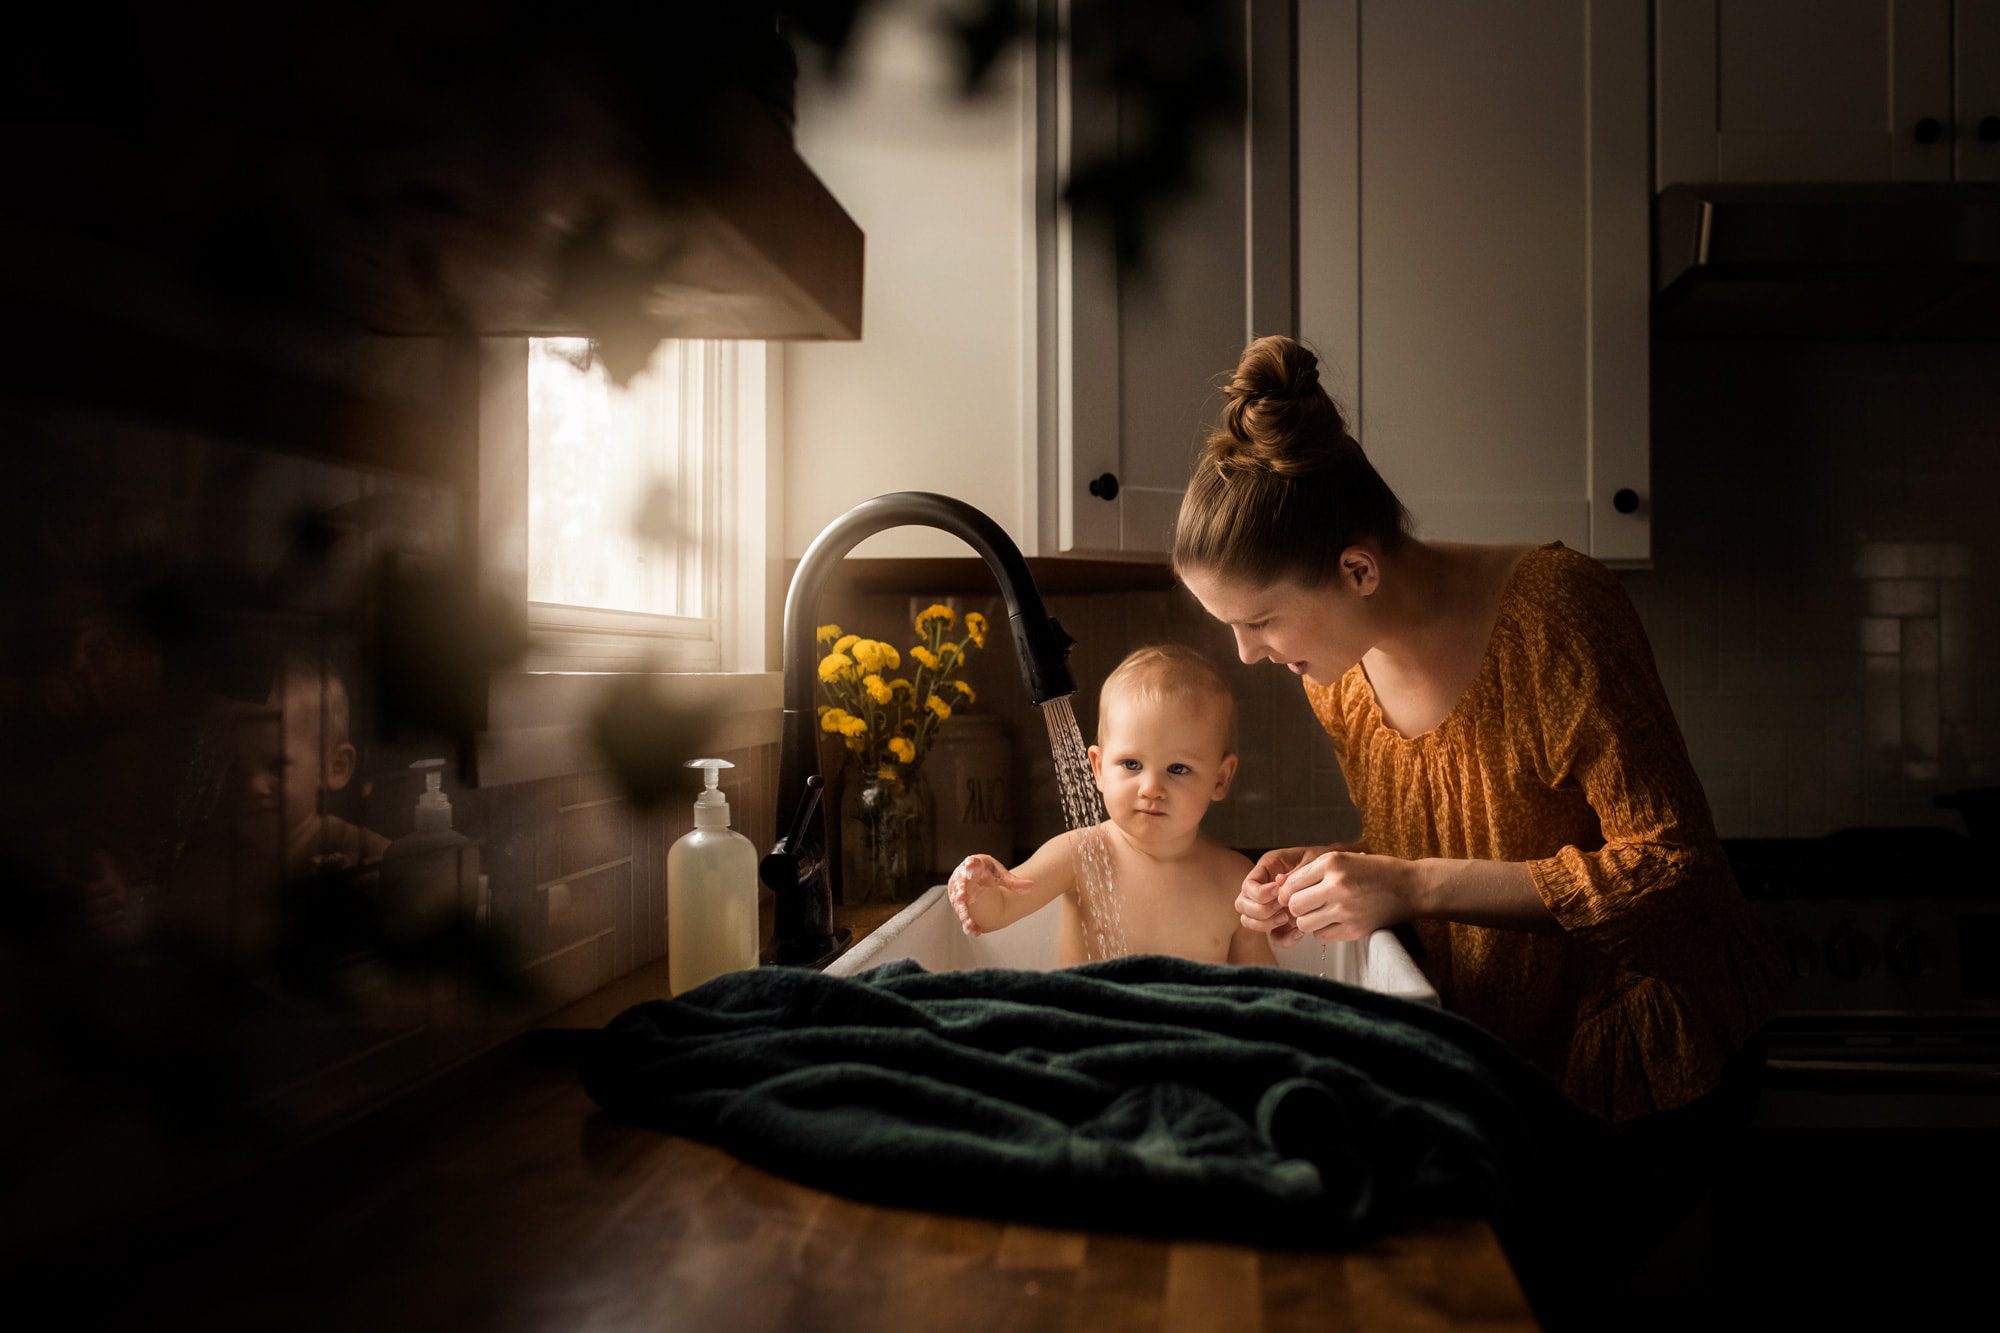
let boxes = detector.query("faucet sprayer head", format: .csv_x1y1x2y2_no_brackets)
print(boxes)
1013,612,1078,705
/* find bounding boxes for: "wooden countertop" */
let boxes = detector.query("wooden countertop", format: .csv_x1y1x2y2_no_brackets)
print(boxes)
82,911,1541,1331
105,1056,1538,1332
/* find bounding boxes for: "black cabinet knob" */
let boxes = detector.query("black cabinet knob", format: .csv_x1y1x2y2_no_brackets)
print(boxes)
1087,472,1119,501
1914,116,1946,144
1980,116,2000,144
1612,487,1640,514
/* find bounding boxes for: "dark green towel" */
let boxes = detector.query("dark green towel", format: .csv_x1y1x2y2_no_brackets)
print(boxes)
580,956,1615,1264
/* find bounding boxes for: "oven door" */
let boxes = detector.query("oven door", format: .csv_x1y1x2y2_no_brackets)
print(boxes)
1757,1015,2000,1129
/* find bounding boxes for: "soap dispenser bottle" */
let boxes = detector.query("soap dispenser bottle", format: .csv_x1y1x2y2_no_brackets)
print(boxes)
383,758,480,929
667,758,760,996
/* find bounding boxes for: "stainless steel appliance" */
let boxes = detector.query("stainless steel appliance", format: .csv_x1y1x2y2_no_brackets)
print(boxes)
1723,827,2000,1129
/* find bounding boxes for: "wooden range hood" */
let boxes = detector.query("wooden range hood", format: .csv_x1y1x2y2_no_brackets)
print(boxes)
321,77,866,350
6,12,863,358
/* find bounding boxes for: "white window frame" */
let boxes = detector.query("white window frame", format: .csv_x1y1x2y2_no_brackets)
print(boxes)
479,337,780,676
473,337,784,786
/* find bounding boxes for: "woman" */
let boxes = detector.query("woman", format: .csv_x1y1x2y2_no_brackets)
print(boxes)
1174,334,1790,1275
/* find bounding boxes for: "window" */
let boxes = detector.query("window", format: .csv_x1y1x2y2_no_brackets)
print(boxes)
483,336,778,675
528,337,715,621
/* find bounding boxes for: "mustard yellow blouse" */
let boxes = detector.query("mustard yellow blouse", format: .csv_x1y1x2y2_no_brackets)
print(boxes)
1305,544,1790,1123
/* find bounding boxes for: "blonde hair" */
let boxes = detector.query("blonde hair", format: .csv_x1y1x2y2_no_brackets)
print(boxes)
1099,645,1237,752
1172,334,1410,587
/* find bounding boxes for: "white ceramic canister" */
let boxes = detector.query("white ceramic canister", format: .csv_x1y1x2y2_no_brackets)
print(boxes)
926,712,1014,876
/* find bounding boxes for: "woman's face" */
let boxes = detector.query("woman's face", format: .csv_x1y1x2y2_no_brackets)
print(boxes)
1181,559,1376,684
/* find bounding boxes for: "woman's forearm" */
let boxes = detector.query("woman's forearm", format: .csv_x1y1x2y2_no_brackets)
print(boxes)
1409,857,1563,934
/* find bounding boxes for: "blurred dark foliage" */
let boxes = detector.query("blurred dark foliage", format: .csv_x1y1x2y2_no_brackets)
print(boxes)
273,861,531,1012
0,0,1245,1264
0,484,536,1264
6,0,1238,379
366,556,529,746
588,672,711,813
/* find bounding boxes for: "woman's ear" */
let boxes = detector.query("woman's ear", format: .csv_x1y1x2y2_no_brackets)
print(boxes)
1338,545,1381,597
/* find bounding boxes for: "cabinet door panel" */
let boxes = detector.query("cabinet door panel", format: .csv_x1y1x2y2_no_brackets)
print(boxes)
1051,0,1287,557
1959,0,2000,181
1358,1,1593,550
1672,0,1954,184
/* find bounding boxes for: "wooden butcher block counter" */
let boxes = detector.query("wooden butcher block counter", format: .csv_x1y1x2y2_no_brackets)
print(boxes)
94,940,1543,1332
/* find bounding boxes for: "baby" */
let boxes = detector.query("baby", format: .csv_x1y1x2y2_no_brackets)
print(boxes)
948,645,1274,967
233,651,388,879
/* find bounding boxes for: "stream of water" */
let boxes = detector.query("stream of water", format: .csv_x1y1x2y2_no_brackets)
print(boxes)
1039,696,1128,961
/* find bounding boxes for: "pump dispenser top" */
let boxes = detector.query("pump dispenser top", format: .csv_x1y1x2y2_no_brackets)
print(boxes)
687,758,734,828
412,759,454,832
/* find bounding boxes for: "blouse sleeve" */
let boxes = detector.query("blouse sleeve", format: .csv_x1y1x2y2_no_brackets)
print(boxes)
1518,556,1733,987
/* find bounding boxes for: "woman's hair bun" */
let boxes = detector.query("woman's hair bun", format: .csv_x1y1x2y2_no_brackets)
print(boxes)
1210,335,1347,478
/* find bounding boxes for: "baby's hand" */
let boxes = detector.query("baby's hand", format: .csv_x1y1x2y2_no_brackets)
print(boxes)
1238,849,1306,947
946,854,1035,937
1238,843,1362,947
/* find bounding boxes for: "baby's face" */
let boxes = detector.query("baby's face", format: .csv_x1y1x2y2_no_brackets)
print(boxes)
1088,692,1236,847
231,674,354,864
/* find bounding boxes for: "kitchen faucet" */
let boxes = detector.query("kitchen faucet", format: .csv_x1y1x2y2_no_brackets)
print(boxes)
763,493,1077,965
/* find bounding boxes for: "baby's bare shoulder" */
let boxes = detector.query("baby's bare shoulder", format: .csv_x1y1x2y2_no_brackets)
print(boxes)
1198,836,1254,881
1151,837,1252,900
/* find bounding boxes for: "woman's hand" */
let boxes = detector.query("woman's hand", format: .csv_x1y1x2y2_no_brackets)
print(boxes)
1276,848,1420,942
947,854,1035,937
1237,843,1361,947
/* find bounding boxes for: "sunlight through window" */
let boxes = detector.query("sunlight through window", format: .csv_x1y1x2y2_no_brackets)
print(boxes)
527,337,711,619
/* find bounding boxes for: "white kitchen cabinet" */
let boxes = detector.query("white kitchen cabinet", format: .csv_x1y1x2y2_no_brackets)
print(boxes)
1041,0,1295,557
785,0,1289,562
1658,0,2000,186
789,1,1649,564
1299,1,1652,564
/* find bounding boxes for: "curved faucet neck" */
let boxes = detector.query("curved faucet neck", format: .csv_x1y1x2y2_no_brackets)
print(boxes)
780,492,1071,716
767,492,1076,964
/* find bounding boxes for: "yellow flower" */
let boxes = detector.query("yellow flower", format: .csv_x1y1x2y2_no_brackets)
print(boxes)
965,612,988,648
926,694,952,721
910,645,940,670
876,765,900,783
838,714,869,739
890,678,915,697
846,736,867,753
915,603,956,633
952,681,976,703
938,641,960,664
888,736,915,763
853,639,898,673
863,674,893,705
820,707,852,734
816,704,832,720
816,624,842,645
833,633,861,656
818,652,855,682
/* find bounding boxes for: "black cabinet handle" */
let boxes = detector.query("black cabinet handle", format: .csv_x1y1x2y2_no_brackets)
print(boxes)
1087,472,1119,501
1914,116,1946,144
1612,488,1640,514
1980,116,2000,144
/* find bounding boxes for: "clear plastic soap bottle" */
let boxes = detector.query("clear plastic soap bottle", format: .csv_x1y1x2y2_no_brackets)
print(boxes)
383,758,479,928
667,758,760,996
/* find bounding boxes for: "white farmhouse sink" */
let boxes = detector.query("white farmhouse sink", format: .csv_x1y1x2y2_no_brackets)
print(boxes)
826,885,1438,1004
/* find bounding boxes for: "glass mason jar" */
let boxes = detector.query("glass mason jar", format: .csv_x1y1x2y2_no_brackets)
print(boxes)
840,768,933,905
